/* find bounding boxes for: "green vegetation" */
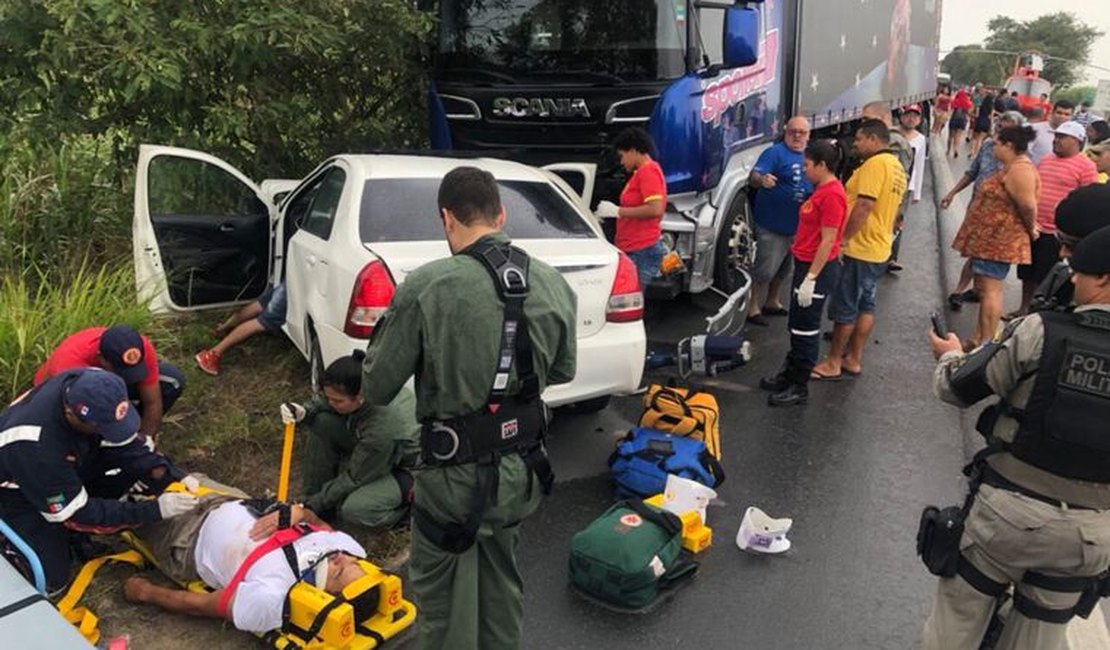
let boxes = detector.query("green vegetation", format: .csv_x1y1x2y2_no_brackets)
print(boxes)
0,261,154,397
1054,85,1097,107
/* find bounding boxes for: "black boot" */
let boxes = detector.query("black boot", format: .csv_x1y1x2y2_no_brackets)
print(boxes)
759,373,789,392
768,382,808,407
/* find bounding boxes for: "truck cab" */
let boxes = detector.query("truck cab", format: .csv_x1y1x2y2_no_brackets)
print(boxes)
421,0,776,301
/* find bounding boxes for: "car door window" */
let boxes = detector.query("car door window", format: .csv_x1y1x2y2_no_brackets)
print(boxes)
301,168,346,240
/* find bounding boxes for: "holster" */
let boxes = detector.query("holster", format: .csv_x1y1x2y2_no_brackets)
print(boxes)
916,505,965,577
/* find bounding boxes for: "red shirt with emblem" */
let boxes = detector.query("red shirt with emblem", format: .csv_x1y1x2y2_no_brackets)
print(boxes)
34,327,159,388
791,178,848,263
616,159,667,252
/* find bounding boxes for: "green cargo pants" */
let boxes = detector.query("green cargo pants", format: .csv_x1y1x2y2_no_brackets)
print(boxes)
410,455,542,650
302,411,408,529
922,484,1110,650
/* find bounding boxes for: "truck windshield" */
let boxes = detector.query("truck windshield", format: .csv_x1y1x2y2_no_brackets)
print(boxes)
436,0,687,83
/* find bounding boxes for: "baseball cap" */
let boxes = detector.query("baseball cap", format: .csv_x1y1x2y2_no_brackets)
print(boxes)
902,104,922,114
64,369,140,443
1070,225,1110,276
98,325,149,385
1052,121,1087,143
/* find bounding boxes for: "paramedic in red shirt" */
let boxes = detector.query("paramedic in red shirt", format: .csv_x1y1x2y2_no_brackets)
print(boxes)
35,325,186,443
596,127,667,286
760,140,849,407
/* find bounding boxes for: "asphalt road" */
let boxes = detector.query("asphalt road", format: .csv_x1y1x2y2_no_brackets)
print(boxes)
516,163,969,649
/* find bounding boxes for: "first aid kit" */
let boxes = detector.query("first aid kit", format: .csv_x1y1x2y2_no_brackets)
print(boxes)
608,427,725,499
639,383,722,459
568,500,698,611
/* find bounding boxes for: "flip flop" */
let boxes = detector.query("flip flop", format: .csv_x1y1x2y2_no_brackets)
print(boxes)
763,306,789,317
810,369,845,382
747,314,770,327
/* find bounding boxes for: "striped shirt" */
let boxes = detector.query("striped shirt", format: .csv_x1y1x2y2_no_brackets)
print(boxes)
1035,154,1099,232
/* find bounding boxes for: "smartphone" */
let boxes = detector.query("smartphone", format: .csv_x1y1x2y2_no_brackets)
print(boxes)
931,311,948,339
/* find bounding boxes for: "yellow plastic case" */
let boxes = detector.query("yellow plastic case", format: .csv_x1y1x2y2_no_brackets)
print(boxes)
644,494,713,553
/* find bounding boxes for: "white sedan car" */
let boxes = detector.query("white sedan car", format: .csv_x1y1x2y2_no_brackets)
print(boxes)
133,146,646,410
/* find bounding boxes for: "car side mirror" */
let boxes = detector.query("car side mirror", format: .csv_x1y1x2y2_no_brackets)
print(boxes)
722,6,760,70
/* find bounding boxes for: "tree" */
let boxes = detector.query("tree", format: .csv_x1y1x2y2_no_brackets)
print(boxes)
2,0,434,177
1053,85,1096,107
984,13,1102,90
941,45,1009,87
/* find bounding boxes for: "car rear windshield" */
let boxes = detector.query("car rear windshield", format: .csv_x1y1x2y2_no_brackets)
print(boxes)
359,178,596,243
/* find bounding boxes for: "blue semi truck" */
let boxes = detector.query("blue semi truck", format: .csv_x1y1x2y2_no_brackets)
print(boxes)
422,0,942,300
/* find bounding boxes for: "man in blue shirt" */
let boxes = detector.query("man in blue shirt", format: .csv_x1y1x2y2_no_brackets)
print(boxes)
747,116,814,326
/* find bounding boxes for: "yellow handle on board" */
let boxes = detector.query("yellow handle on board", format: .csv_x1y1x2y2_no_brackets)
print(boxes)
277,421,296,503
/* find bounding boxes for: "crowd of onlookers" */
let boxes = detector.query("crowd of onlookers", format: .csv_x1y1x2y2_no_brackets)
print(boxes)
933,84,1108,351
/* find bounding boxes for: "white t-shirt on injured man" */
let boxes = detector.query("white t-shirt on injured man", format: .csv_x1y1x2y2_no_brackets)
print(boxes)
194,501,365,634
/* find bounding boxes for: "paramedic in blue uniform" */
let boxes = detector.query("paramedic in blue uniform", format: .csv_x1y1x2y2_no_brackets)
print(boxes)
0,368,199,594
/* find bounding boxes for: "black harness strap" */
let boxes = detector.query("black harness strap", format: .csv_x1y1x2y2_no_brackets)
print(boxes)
1012,590,1076,624
276,505,300,577
957,555,1008,598
464,242,538,408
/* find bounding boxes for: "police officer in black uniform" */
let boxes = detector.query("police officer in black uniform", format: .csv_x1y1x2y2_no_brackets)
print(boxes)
922,225,1110,649
0,368,198,594
1031,184,1110,313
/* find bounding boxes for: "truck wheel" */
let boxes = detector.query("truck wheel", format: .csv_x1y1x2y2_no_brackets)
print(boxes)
309,328,324,395
714,194,756,293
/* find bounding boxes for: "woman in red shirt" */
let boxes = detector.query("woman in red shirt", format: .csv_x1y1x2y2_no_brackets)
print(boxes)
596,127,667,286
948,88,974,158
760,140,848,406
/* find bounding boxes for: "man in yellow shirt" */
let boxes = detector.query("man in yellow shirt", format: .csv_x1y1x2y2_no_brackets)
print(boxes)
812,119,907,379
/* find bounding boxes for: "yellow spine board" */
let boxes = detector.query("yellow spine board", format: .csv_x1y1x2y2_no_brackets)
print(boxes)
643,495,713,553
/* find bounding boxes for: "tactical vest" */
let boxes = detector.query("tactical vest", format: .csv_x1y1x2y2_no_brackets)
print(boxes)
1010,310,1110,482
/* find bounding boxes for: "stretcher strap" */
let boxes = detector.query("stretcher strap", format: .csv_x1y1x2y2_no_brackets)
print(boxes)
56,549,146,645
215,524,324,618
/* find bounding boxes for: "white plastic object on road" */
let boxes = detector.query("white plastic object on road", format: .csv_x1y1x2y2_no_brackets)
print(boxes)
661,474,716,523
736,506,793,554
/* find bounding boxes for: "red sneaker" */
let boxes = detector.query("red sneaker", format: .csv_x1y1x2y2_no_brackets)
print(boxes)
195,349,221,376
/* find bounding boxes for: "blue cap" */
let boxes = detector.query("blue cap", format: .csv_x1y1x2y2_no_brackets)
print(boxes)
98,325,149,385
64,369,140,443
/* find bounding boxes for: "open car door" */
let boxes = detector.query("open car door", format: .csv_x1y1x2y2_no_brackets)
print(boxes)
134,145,274,313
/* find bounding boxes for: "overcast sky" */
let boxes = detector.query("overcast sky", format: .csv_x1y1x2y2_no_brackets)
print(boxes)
939,0,1110,86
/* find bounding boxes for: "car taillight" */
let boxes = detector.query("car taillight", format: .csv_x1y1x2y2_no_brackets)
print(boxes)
345,261,396,339
606,252,644,322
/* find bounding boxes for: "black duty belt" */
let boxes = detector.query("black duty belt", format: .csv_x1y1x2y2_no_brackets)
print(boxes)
981,466,1101,511
421,399,546,466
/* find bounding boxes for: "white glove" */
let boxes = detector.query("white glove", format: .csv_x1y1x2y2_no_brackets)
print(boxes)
180,474,201,493
795,275,817,308
157,491,198,519
595,200,620,219
280,402,306,425
142,436,156,452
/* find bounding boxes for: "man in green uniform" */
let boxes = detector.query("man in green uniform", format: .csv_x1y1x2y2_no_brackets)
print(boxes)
285,351,420,529
362,166,577,650
922,225,1110,649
